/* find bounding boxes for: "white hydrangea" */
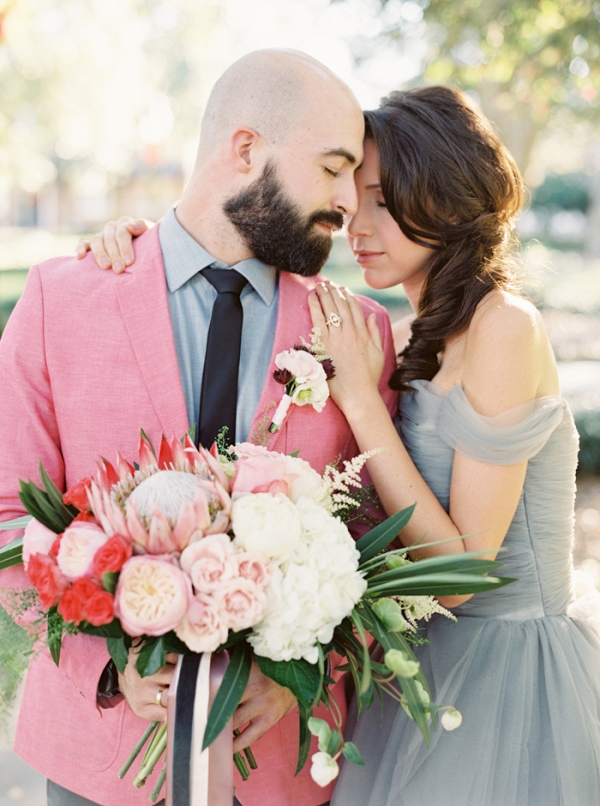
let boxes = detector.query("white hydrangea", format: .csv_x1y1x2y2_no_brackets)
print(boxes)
248,496,367,663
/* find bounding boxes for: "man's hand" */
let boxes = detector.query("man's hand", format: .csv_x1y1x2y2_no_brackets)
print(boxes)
117,647,178,723
232,660,296,752
75,217,151,272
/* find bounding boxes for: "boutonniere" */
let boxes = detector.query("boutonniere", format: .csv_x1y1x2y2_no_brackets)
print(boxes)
269,328,336,433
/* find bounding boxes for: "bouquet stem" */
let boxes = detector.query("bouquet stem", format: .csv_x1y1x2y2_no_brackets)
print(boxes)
134,723,167,788
149,761,167,803
118,721,160,779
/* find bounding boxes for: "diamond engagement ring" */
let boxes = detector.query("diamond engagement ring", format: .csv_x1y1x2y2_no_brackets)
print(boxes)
325,313,342,328
156,687,166,707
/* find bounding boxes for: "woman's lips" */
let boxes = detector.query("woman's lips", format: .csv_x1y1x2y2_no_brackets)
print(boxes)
354,250,384,265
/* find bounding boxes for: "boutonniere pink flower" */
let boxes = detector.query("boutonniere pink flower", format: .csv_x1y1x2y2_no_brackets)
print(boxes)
269,329,335,433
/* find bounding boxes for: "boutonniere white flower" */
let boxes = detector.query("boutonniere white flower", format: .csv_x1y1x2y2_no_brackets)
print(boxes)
269,328,335,433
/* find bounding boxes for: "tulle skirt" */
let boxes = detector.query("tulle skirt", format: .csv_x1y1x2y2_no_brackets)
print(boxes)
331,607,600,806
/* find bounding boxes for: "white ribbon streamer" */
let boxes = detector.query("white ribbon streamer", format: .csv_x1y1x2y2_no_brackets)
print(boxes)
190,652,213,806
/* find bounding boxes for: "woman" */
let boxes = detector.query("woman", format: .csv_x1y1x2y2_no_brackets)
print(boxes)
84,87,600,804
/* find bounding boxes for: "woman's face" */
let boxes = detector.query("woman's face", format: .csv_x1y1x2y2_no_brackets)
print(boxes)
346,138,432,302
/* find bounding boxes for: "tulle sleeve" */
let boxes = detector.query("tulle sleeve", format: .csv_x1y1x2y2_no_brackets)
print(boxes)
437,385,566,465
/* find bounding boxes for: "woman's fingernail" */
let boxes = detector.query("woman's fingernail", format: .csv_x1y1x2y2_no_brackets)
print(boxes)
124,254,133,265
99,257,109,268
114,261,124,272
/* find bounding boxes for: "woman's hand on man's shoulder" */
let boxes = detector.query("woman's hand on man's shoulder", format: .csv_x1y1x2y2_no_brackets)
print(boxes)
75,217,152,273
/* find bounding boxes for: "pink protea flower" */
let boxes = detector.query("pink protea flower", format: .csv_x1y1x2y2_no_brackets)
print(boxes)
87,433,233,555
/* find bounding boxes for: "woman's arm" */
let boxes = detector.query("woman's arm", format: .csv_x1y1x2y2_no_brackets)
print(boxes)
309,284,554,605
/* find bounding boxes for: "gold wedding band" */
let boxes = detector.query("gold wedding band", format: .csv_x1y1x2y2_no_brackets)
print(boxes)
156,687,166,708
325,313,342,328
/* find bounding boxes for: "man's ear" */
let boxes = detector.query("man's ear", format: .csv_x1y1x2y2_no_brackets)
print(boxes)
230,127,262,174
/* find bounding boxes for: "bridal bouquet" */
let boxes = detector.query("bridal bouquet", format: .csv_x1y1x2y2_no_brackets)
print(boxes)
0,432,510,799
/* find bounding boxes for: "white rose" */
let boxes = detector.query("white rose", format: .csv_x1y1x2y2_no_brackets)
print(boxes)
310,752,339,787
290,379,330,412
231,493,301,558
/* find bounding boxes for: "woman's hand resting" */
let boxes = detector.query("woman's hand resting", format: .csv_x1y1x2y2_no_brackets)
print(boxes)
76,217,152,272
308,282,385,417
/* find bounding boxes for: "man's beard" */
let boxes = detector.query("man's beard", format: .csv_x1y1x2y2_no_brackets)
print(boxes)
223,162,344,277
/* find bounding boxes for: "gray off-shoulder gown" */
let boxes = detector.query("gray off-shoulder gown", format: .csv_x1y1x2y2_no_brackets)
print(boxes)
331,380,600,806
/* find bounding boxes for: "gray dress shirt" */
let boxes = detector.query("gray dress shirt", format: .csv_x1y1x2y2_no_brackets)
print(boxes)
159,207,279,443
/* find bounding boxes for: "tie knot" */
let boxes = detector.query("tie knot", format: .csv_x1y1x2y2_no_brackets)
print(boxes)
201,267,247,296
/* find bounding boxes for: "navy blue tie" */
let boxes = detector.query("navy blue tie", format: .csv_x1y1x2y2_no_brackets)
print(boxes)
197,267,247,449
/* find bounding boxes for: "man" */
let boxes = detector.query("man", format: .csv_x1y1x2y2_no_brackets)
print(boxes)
0,50,397,806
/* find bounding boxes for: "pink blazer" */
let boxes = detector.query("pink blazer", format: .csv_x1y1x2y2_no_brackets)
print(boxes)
0,225,398,806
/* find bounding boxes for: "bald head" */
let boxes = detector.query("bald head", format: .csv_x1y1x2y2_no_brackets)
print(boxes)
198,49,361,156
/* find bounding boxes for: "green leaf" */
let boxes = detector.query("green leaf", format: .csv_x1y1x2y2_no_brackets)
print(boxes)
0,516,32,530
203,642,252,750
0,536,24,570
295,702,312,776
136,637,166,678
366,572,514,597
101,571,119,595
360,604,430,745
308,717,331,750
326,728,341,756
18,481,65,534
80,618,124,638
342,742,365,766
217,628,251,652
255,654,321,709
47,608,64,667
356,505,415,564
289,450,300,458
350,609,372,696
107,636,129,673
371,551,502,586
38,462,78,525
162,631,188,655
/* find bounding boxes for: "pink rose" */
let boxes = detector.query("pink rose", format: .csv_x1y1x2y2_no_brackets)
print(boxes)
236,553,271,588
232,446,288,495
22,519,57,569
114,555,192,637
56,523,110,581
275,350,325,384
218,577,267,631
180,534,237,593
175,593,228,653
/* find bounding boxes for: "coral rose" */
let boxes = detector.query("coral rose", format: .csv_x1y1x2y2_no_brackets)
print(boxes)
114,556,192,637
26,554,68,609
63,476,93,511
93,534,132,578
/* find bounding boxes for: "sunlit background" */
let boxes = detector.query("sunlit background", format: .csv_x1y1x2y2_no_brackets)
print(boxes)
0,1,599,801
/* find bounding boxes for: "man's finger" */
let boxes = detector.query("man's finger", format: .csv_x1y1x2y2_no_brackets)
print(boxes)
233,715,273,751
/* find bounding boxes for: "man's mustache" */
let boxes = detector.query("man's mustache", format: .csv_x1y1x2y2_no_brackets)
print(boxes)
308,210,344,231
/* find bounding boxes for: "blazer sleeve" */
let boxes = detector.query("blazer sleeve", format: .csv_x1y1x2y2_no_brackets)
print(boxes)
0,264,110,696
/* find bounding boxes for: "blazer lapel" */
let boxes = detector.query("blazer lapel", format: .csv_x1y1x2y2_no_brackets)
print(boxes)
249,272,316,451
113,225,189,438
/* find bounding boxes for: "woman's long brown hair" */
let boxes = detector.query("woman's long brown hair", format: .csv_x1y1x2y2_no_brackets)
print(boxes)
364,86,524,391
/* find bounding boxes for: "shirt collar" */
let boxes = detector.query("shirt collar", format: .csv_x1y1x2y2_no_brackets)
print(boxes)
160,206,277,306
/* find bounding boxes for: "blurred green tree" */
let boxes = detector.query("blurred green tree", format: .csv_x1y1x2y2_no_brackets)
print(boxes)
341,0,599,171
